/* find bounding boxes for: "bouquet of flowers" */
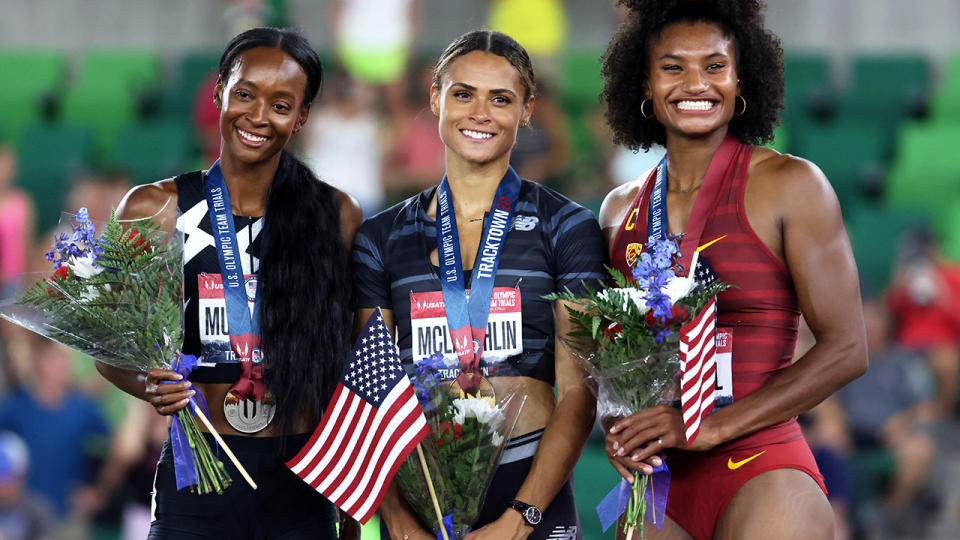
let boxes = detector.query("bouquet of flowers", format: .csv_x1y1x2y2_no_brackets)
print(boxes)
0,208,236,495
393,353,526,540
546,234,731,538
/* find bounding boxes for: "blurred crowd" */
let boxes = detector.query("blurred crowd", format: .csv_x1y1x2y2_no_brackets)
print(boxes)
0,1,958,539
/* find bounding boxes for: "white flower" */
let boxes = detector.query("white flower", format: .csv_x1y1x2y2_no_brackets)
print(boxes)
490,431,504,447
599,287,650,314
450,397,506,429
599,276,696,314
66,254,103,280
663,276,696,304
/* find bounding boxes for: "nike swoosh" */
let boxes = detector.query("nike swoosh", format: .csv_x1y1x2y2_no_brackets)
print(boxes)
727,451,766,470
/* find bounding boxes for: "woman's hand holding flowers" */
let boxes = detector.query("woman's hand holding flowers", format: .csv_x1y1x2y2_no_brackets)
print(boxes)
144,368,194,415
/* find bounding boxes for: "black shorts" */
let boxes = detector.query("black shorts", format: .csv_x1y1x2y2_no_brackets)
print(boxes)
148,433,337,540
382,429,582,540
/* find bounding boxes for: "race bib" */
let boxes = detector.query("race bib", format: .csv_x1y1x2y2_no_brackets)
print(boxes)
197,272,258,366
713,327,733,408
410,287,523,379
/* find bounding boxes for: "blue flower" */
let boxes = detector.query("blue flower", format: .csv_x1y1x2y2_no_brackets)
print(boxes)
654,328,671,343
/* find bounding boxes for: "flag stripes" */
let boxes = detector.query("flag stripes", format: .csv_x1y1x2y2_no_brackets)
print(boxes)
679,297,717,443
286,311,428,524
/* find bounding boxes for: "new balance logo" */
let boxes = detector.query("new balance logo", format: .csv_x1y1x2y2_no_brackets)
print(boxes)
547,525,578,540
513,215,539,231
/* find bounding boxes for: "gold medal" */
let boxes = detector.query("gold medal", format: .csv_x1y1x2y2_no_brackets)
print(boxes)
447,373,496,406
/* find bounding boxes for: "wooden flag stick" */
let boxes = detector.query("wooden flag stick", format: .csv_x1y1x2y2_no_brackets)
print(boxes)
687,250,700,281
192,405,258,490
416,443,449,540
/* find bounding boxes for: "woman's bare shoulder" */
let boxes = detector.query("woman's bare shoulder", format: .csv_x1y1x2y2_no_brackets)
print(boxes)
116,180,179,224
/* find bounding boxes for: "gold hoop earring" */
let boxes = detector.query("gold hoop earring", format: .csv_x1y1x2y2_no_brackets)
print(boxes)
640,99,654,119
734,96,747,117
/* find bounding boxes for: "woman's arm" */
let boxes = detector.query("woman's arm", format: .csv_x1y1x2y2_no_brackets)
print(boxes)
466,300,596,540
607,156,868,464
94,181,194,416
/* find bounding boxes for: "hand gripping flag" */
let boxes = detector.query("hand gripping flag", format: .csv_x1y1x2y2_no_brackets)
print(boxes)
286,310,429,523
679,296,717,444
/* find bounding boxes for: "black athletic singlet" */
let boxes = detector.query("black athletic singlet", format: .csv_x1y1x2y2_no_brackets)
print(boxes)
352,179,608,385
175,171,263,383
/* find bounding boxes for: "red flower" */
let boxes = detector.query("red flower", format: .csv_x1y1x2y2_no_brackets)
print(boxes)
603,323,623,341
669,304,689,322
126,229,151,254
45,266,69,295
453,423,463,441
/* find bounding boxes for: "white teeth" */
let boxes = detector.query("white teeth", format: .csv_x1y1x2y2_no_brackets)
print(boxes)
237,128,267,143
676,100,715,111
461,129,493,140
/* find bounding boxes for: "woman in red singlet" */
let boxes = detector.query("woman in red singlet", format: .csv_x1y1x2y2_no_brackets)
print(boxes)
597,2,867,539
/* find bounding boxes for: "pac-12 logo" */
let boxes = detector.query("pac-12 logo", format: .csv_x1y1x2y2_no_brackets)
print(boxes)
625,243,644,266
473,338,482,354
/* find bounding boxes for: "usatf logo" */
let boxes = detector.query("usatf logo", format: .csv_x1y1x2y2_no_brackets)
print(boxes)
625,243,643,266
244,276,258,302
513,215,539,231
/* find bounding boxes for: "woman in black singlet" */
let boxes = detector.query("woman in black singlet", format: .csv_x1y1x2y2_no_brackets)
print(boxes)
95,28,361,539
352,31,607,540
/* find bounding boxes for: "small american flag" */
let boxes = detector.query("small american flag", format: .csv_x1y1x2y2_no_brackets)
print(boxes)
679,296,717,443
286,310,428,523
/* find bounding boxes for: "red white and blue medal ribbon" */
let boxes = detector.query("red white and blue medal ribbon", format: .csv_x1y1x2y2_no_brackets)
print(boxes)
435,167,520,394
646,134,738,271
204,160,265,402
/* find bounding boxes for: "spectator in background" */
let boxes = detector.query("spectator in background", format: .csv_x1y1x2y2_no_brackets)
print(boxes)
0,431,52,540
193,72,221,165
0,339,110,537
888,226,960,416
383,57,446,204
300,67,385,215
839,300,937,524
509,79,571,187
330,0,421,119
487,0,567,77
0,144,35,299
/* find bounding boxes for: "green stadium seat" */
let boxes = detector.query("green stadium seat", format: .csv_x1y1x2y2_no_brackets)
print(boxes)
0,51,65,142
16,124,94,233
929,52,960,123
104,121,192,184
834,54,930,123
76,50,159,91
558,49,604,113
767,123,789,154
845,202,927,291
938,198,960,262
885,122,960,236
782,52,831,122
791,122,887,210
159,50,221,120
61,85,138,155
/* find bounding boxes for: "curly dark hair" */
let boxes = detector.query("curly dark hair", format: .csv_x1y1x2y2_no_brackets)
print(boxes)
602,0,784,150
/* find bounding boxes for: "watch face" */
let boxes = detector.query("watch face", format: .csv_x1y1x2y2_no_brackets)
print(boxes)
524,506,543,525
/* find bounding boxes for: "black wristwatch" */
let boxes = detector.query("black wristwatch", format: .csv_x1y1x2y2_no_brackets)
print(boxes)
509,499,543,527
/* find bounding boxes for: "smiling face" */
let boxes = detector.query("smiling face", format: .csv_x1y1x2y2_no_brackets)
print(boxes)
430,50,533,171
645,21,739,140
215,46,310,166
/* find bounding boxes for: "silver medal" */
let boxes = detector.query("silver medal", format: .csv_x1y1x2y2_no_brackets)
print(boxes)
223,394,275,433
